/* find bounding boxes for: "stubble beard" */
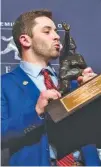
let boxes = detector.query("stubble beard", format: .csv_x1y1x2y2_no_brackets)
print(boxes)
32,43,60,61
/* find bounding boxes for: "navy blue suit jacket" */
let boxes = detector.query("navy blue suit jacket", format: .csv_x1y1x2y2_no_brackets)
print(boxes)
1,66,78,166
1,66,51,166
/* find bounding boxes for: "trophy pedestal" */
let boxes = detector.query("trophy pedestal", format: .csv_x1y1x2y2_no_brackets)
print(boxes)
46,75,101,159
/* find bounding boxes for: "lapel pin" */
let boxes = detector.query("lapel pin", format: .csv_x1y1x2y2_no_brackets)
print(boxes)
23,81,29,85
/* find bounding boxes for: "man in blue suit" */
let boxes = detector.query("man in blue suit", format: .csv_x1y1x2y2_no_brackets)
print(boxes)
1,9,97,166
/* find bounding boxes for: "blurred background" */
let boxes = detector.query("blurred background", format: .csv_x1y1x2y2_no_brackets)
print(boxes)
1,0,101,74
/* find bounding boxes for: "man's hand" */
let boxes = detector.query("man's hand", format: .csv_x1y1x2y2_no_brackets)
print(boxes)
35,89,61,115
77,67,97,85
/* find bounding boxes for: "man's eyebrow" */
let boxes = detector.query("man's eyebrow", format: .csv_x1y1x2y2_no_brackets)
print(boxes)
42,26,57,31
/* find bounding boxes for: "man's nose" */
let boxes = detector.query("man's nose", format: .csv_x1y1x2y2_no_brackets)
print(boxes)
53,31,60,40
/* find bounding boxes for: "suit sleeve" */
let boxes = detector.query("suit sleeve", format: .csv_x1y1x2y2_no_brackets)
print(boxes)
1,86,45,153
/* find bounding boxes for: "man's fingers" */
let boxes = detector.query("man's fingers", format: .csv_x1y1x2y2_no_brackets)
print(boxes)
77,76,83,83
36,89,61,115
82,67,93,75
40,89,61,100
87,73,97,77
36,98,48,115
77,73,97,85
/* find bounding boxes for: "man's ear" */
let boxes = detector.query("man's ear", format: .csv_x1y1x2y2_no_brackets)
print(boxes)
19,34,32,48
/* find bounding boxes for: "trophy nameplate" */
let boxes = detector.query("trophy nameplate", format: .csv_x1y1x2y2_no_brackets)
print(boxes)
61,75,101,112
46,75,101,123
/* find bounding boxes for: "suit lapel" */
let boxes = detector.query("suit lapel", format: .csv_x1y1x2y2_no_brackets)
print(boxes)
11,66,40,101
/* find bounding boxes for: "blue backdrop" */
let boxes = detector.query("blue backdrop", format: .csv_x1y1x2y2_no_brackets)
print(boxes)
1,0,101,74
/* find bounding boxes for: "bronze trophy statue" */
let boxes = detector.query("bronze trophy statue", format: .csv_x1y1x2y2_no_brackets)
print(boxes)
46,23,101,159
58,23,87,95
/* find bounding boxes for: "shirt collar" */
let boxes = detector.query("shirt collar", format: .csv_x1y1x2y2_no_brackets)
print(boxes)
20,61,56,78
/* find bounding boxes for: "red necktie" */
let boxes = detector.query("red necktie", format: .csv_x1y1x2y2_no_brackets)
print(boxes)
57,153,75,166
41,69,57,90
41,68,75,166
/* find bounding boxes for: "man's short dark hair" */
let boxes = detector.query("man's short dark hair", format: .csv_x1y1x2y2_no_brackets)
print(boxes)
12,9,52,55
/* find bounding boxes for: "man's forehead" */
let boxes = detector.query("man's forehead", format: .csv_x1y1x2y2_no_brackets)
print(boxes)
34,16,56,29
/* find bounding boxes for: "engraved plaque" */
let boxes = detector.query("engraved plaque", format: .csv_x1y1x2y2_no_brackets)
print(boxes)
46,75,101,123
61,75,101,112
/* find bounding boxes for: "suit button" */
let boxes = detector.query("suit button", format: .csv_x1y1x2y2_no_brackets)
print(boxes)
27,128,31,132
32,125,36,129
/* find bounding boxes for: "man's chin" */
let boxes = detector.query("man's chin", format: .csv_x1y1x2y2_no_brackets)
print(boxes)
51,51,60,59
51,54,60,60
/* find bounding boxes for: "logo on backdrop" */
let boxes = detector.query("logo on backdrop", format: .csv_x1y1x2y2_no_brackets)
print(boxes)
0,22,20,74
0,36,21,60
0,21,64,30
